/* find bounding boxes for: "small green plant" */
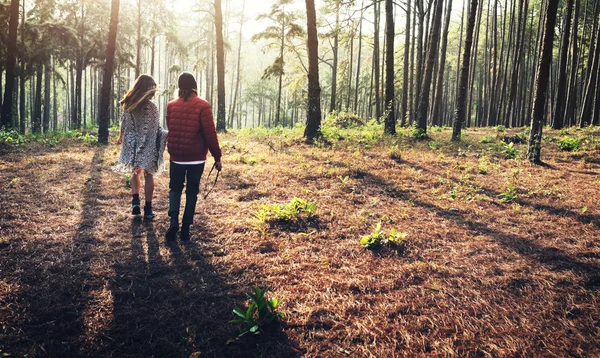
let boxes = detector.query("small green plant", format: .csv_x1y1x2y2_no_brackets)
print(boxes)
503,142,519,159
230,287,283,338
429,141,441,150
559,128,570,136
558,137,581,152
252,198,316,233
496,125,506,133
411,127,428,140
480,136,492,144
0,129,27,145
499,185,518,203
360,222,408,250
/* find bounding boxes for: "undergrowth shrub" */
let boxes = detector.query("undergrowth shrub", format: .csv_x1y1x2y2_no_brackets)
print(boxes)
411,127,428,140
324,110,365,128
0,129,27,144
558,137,581,152
360,222,408,251
503,142,519,159
499,185,518,203
252,197,316,234
229,287,283,338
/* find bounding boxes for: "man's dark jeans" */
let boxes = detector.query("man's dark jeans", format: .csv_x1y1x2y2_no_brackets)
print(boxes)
168,161,205,225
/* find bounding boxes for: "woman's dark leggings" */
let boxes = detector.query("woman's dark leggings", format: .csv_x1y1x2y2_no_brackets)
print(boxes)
168,161,205,224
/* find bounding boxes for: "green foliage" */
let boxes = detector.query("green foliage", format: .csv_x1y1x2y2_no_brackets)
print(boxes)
429,141,441,150
411,127,428,140
496,125,506,133
324,110,366,128
559,128,570,136
499,185,518,203
558,137,581,152
503,142,519,159
230,287,283,338
360,222,408,250
252,197,316,233
480,136,493,144
0,129,27,145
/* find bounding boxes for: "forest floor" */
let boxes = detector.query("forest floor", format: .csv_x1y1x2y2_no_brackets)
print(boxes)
0,124,599,357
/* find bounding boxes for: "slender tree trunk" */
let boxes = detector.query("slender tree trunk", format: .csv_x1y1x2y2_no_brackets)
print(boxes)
452,0,479,141
527,0,560,163
304,0,322,141
1,0,20,128
98,0,120,144
230,0,245,129
401,0,411,126
384,0,396,134
214,0,227,132
373,0,381,119
330,7,340,113
43,59,51,133
151,35,156,76
53,58,57,130
579,16,600,126
552,0,575,129
354,0,364,113
33,65,43,133
416,0,444,132
136,0,142,78
564,0,580,127
431,0,453,126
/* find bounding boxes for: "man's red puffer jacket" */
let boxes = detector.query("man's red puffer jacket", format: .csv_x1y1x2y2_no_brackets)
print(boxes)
166,93,222,162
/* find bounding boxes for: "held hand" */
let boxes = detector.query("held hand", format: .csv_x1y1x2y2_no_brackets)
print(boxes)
215,161,222,171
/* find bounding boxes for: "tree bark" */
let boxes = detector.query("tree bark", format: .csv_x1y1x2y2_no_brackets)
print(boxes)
527,0,560,163
401,0,411,127
373,0,381,119
553,0,575,129
43,59,51,133
98,0,120,144
330,7,340,113
384,0,396,134
451,0,479,141
416,0,444,133
304,0,322,141
1,0,20,129
214,0,227,132
431,0,453,127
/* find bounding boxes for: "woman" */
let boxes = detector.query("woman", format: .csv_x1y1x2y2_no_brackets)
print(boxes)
165,72,222,241
117,74,167,220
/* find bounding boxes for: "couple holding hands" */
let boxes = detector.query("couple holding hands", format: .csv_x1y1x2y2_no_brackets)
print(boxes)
117,72,222,242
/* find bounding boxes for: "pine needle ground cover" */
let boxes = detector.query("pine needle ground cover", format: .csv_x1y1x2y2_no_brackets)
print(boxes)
0,126,599,357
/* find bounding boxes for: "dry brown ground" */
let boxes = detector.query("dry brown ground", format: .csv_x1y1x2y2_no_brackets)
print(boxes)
0,126,599,357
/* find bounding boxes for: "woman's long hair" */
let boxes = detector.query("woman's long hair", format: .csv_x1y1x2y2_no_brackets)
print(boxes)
178,89,197,101
120,75,158,112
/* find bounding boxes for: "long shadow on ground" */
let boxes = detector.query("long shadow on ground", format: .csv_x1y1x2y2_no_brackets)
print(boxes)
106,210,299,357
0,147,105,355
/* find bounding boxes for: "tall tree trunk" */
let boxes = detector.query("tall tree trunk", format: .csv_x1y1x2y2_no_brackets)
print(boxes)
150,35,156,76
527,0,560,163
98,0,120,144
401,0,411,126
431,0,453,126
214,0,227,132
33,65,43,134
53,57,57,130
452,0,479,141
579,14,600,127
135,0,142,78
553,0,575,129
564,0,580,127
416,0,444,132
373,0,381,119
354,0,364,113
330,7,340,113
229,0,245,129
384,0,396,134
304,0,322,141
1,0,19,128
43,59,51,133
